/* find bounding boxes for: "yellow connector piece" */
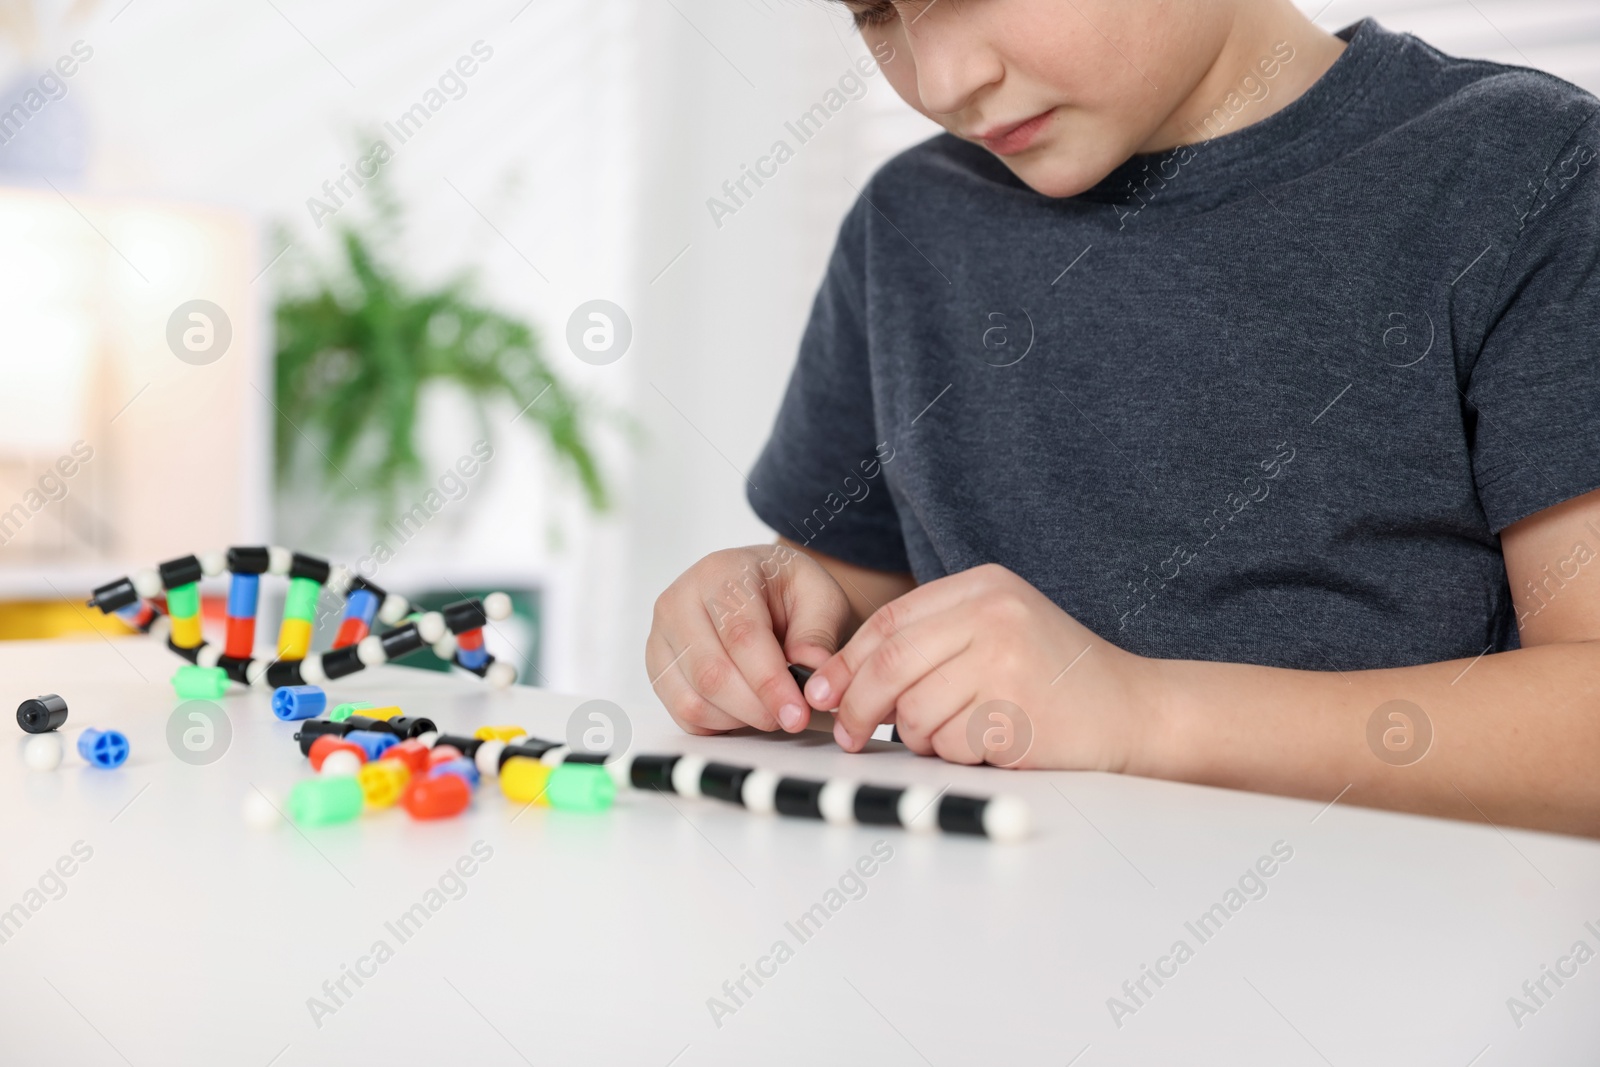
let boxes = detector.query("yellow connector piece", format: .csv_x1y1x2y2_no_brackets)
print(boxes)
277,617,313,659
500,757,552,806
170,614,204,649
358,760,411,809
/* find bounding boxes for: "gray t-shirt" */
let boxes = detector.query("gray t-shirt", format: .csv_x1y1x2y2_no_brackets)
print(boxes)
747,19,1600,670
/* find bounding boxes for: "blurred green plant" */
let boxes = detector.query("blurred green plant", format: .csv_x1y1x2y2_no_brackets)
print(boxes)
272,178,607,513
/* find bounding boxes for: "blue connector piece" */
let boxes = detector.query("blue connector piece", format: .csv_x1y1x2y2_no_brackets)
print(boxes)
430,757,480,789
343,729,397,761
77,728,129,769
226,572,260,617
271,685,327,722
344,588,379,627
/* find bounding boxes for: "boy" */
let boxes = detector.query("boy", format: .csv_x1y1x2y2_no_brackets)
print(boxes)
646,0,1600,836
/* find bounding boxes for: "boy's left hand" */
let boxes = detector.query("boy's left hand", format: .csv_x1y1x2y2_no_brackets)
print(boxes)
803,563,1166,772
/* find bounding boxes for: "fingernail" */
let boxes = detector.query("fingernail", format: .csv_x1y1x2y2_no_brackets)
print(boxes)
807,676,832,706
778,703,805,732
833,719,853,751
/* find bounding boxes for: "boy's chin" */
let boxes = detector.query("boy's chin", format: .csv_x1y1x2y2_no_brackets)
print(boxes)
998,152,1119,199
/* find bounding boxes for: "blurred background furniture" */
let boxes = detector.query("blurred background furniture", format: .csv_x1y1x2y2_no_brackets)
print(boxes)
0,188,268,631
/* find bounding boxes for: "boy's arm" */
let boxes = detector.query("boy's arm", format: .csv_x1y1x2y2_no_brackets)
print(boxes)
1150,487,1600,836
807,488,1600,837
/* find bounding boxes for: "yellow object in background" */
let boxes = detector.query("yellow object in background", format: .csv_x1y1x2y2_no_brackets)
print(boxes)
363,706,404,721
473,724,527,743
277,617,312,659
0,600,138,641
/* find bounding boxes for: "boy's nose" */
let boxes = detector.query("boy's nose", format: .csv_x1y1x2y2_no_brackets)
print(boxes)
906,19,1006,117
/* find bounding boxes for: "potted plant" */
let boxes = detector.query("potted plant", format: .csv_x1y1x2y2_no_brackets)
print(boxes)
272,176,608,521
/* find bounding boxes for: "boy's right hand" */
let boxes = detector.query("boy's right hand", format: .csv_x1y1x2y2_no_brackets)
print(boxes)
646,543,853,735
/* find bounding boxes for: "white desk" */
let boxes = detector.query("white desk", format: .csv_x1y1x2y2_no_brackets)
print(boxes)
1,636,1597,1066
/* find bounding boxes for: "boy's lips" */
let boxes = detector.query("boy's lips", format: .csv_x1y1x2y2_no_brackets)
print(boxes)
975,108,1056,155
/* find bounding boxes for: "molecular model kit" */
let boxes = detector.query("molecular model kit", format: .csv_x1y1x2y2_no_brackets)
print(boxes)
85,547,518,691
271,707,1031,841
16,684,1031,843
11,548,1033,844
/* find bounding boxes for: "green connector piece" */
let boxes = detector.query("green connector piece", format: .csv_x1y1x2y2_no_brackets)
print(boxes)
289,777,364,827
166,582,200,618
172,664,229,700
329,701,376,723
546,762,616,813
283,576,322,622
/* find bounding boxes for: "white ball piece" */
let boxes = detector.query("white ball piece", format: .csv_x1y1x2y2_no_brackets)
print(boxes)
245,659,271,689
671,754,707,797
23,733,63,772
741,768,780,814
486,661,517,690
483,591,513,622
196,644,222,668
357,635,388,667
148,614,172,644
474,740,506,779
377,594,410,626
818,779,859,825
430,634,457,660
897,786,943,833
325,565,353,597
606,752,636,791
266,546,292,576
538,745,571,768
132,568,162,599
199,550,226,579
414,732,440,749
416,612,445,644
243,790,283,829
299,654,327,686
982,795,1032,843
320,750,362,777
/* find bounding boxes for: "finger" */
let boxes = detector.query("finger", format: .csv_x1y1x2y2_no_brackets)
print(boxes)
643,626,678,693
648,633,745,734
831,609,972,750
677,594,784,731
714,584,811,733
805,568,989,711
773,553,853,671
892,661,978,759
929,704,987,766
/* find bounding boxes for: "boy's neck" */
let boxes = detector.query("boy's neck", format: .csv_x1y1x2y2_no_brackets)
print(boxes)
1138,1,1350,154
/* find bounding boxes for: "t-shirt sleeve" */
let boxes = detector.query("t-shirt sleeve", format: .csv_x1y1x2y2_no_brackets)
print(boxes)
746,199,912,573
1468,108,1600,533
